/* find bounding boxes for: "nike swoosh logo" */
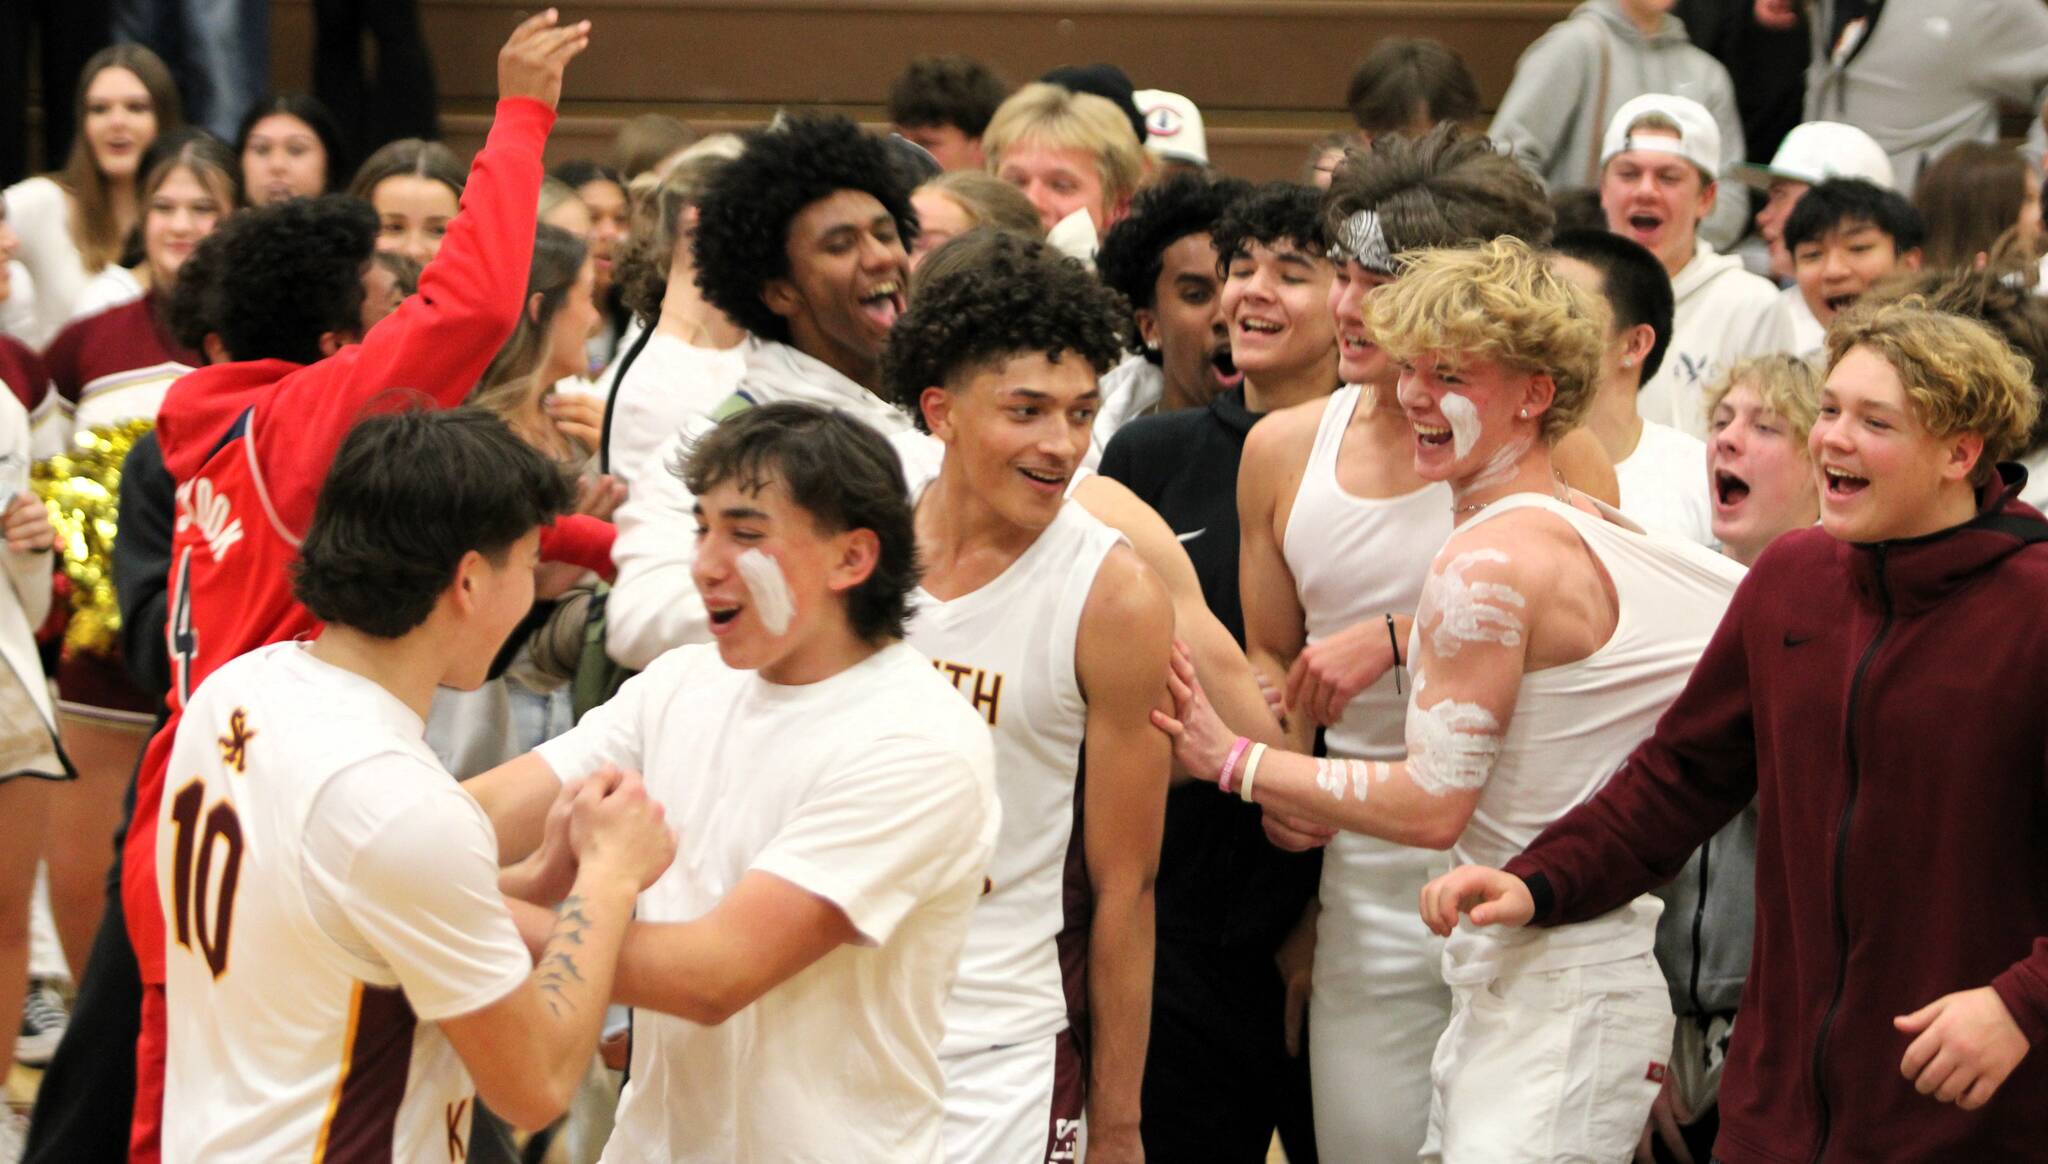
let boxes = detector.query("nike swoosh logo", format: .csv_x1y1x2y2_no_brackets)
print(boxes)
1176,528,1207,543
1783,631,1813,647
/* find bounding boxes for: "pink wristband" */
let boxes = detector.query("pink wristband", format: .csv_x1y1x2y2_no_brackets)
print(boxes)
1218,736,1252,794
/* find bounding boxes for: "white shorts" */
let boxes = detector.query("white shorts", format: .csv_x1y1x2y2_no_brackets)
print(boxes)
1423,952,1674,1164
942,1030,1083,1164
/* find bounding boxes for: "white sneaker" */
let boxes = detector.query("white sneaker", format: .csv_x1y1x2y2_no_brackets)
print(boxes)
0,1108,27,1164
15,980,66,1067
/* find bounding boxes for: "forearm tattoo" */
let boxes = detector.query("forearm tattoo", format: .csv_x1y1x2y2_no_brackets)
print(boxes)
536,895,593,1017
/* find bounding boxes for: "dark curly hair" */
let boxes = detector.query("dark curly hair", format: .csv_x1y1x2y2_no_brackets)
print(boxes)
166,226,226,356
1324,124,1553,253
887,56,1010,137
680,402,920,644
692,116,918,345
1095,171,1252,359
1211,181,1329,270
884,229,1129,432
214,193,378,365
294,407,573,638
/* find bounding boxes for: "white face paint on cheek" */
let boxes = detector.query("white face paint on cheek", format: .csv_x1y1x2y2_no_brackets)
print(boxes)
1405,673,1503,796
1440,392,1482,460
1426,549,1527,656
736,548,795,635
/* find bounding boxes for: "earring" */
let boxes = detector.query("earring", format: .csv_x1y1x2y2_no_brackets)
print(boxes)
1517,408,1528,418
1146,340,1161,352
1621,357,1635,369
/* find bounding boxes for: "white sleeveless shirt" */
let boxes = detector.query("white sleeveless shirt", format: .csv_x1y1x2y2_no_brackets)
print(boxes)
1285,387,1455,916
909,500,1123,1053
1436,493,1743,984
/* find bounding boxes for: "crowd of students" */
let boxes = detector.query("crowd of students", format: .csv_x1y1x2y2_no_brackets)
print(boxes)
3,4,2048,1163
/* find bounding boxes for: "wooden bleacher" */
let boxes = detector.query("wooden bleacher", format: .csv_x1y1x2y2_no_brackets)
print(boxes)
269,0,1574,179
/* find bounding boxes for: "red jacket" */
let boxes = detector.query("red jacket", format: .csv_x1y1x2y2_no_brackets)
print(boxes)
123,98,619,984
1506,467,2048,1164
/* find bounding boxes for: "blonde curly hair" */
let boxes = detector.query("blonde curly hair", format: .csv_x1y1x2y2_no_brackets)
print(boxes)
1824,300,2039,479
1362,236,1606,443
1705,355,1824,445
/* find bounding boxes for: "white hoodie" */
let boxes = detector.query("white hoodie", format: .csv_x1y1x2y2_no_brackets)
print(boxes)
1085,354,1164,470
1638,241,1793,439
605,339,943,669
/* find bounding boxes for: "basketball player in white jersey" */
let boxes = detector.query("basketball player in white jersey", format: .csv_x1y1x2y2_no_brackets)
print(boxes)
883,231,1173,1164
465,403,999,1163
1158,238,1742,1163
1235,128,1575,1161
156,409,675,1162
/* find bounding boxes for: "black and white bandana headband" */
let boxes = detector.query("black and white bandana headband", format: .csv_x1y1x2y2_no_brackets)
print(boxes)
1329,209,1397,277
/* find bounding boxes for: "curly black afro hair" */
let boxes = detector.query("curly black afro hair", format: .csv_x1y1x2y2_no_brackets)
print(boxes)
883,229,1130,432
1095,170,1252,360
214,194,378,365
1211,181,1329,271
692,115,919,345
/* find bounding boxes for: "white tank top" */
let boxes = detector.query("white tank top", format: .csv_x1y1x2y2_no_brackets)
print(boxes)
1437,493,1743,984
910,501,1123,1052
1285,388,1455,927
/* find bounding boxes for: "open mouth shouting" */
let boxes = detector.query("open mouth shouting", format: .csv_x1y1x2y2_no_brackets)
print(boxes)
858,280,906,332
1621,209,1666,247
1713,468,1751,512
1822,464,1870,500
1211,344,1243,391
1412,421,1454,450
1822,292,1860,317
705,596,746,637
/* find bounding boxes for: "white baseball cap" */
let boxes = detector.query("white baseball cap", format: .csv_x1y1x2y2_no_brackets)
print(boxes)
1135,89,1208,167
1727,121,1895,191
1600,93,1721,180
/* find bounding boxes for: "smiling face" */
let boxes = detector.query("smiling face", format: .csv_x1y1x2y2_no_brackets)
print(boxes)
691,472,869,682
763,189,910,377
577,178,629,292
370,174,459,264
1143,231,1239,406
1708,380,1818,564
142,165,229,287
1810,345,1982,543
1395,351,1548,489
1601,134,1715,277
1220,237,1336,382
922,350,1100,532
1328,257,1397,388
241,113,327,204
1793,219,1917,329
83,67,158,182
996,141,1117,233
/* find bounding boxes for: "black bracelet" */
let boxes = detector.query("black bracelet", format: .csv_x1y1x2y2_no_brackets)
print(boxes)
1385,613,1404,694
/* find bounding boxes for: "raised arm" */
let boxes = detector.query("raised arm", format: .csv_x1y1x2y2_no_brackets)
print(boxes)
255,12,588,530
1074,545,1174,1164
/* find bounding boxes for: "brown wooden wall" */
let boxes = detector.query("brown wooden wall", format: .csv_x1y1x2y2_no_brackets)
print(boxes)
270,0,1573,179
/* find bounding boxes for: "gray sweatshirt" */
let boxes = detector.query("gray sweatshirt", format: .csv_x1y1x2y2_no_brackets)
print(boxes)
1809,0,2048,194
1652,802,1757,1017
1489,0,1750,250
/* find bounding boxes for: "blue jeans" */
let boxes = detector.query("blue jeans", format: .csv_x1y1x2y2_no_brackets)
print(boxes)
114,0,267,141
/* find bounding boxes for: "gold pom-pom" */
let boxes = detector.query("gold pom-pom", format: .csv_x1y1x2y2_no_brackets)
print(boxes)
33,417,155,659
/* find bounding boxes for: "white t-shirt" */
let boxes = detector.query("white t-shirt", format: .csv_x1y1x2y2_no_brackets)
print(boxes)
1776,282,1824,358
159,643,532,1164
68,265,144,323
536,641,999,1164
604,332,754,487
1614,420,1715,547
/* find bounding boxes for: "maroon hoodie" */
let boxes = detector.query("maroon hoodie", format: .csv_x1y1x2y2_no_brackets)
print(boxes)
1505,467,2048,1164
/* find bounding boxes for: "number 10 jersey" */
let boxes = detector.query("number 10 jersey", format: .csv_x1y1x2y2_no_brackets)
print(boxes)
156,641,533,1163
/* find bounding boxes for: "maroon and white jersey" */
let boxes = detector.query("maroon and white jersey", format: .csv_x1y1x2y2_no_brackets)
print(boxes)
908,500,1121,1054
158,643,530,1163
